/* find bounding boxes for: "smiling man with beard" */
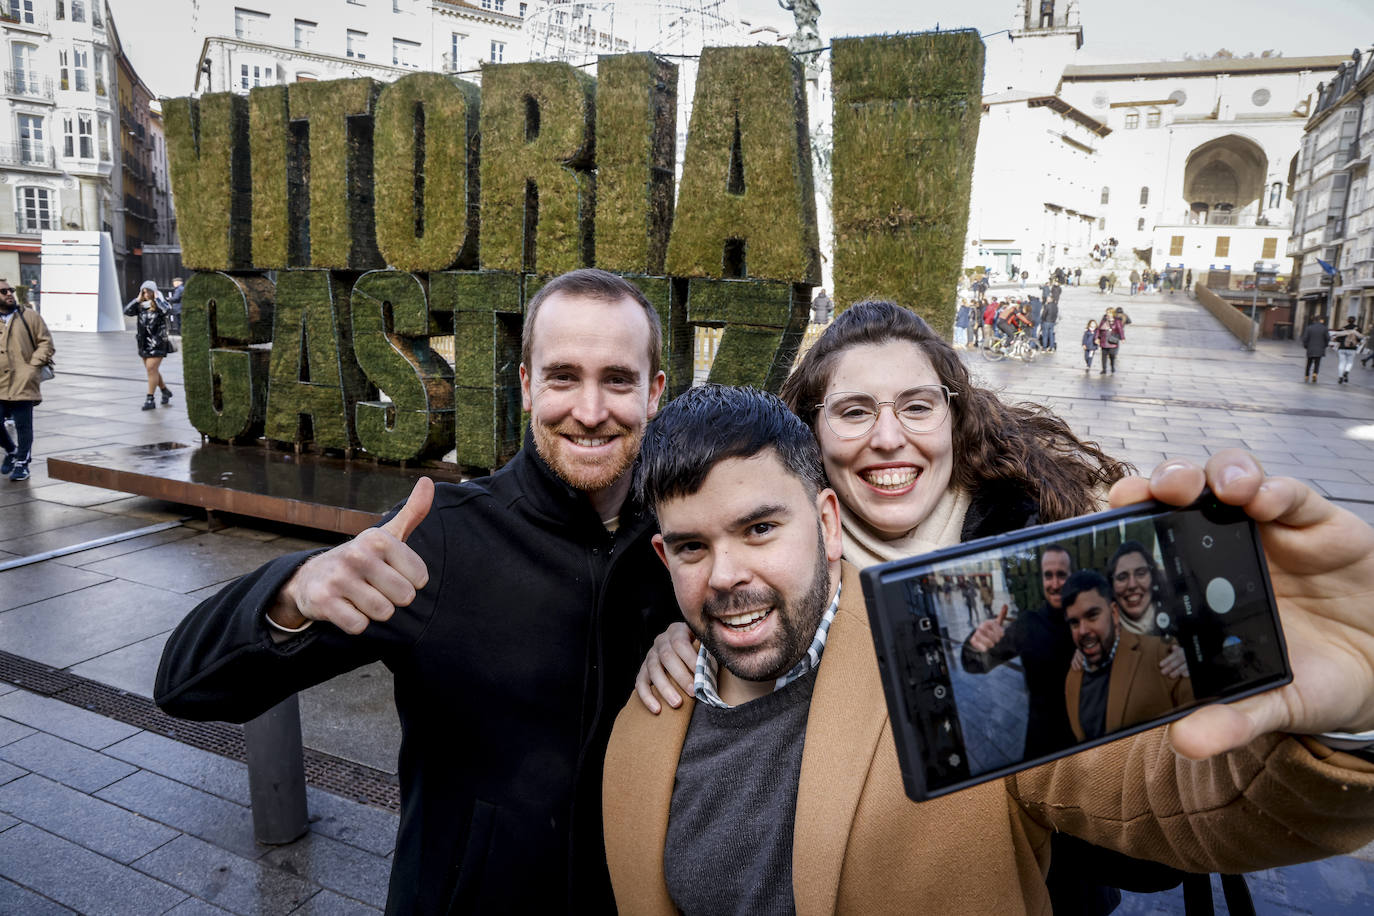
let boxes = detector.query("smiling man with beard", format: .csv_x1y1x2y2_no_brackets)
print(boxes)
156,269,680,914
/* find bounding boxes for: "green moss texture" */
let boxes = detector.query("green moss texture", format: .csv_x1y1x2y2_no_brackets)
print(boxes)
688,279,809,391
248,85,296,269
479,62,595,275
374,73,482,273
164,93,251,270
665,46,820,284
594,54,677,275
831,31,984,328
182,271,275,441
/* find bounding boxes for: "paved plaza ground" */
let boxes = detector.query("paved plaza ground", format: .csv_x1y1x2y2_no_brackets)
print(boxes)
1,285,1373,912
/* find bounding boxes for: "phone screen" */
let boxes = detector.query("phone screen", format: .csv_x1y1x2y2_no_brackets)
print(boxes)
861,494,1290,800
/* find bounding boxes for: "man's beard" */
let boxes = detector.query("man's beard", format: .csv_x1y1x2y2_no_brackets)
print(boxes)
532,417,642,494
0,301,14,314
698,526,832,683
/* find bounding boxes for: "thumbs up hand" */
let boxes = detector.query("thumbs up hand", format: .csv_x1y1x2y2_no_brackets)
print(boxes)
268,478,435,635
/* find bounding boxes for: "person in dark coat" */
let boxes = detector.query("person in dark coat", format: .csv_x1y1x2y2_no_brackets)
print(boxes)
123,280,173,410
168,277,185,334
1301,313,1329,382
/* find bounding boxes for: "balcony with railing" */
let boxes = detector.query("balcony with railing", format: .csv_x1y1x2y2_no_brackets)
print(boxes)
4,69,52,102
13,209,54,233
1159,210,1287,230
0,140,54,169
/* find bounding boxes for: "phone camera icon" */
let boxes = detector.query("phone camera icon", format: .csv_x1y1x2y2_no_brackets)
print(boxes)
933,685,948,700
1201,535,1214,548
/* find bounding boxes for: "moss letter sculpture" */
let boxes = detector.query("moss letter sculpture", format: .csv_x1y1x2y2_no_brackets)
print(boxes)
479,62,595,275
351,270,455,461
265,270,368,450
687,279,809,392
183,272,275,441
164,93,251,270
666,46,820,284
374,73,482,273
831,31,984,326
248,85,302,269
594,54,677,275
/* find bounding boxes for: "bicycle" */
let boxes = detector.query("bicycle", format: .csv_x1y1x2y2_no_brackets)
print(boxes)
981,330,1039,362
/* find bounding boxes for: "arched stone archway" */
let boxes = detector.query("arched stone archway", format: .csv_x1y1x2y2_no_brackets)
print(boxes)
1184,135,1268,223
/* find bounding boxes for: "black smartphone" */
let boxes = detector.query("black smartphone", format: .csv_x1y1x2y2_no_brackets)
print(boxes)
860,492,1291,802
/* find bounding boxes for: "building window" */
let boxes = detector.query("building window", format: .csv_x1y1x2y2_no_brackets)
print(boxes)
71,0,84,22
58,50,69,91
17,114,44,165
18,186,53,231
98,114,110,161
1136,217,1145,231
9,0,37,25
1100,186,1110,205
72,46,89,92
481,0,491,7
1170,235,1184,256
494,0,505,10
1269,182,1283,209
1124,110,1139,129
54,0,63,20
347,30,367,59
93,50,106,96
234,8,268,41
1146,108,1161,128
77,112,92,158
449,32,464,70
61,114,73,157
1098,217,1106,230
1215,236,1231,257
392,38,420,68
294,20,316,50
490,40,505,62
519,2,527,15
1261,237,1278,259
239,63,273,90
1139,186,1149,206
91,0,101,27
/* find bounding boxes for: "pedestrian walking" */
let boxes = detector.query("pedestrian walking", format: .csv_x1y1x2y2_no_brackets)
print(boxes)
1082,318,1098,373
1300,313,1328,383
123,280,175,410
1040,292,1059,351
0,278,54,481
1129,269,1140,296
168,277,185,335
1096,310,1123,374
954,298,974,348
1333,318,1363,385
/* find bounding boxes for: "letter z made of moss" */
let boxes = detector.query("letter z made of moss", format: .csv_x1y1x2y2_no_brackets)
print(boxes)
831,31,984,327
479,62,595,275
687,279,809,392
182,272,275,441
164,93,251,270
666,46,820,284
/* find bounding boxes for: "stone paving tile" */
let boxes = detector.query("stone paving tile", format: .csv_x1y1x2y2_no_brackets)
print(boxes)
165,898,236,914
0,822,188,916
31,481,136,508
0,578,198,669
0,500,113,542
0,513,169,558
68,631,172,699
0,811,15,831
0,714,36,747
104,730,252,806
0,690,139,750
0,758,26,785
134,834,320,916
48,524,200,568
0,733,137,794
288,889,382,915
0,875,77,915
81,532,324,595
0,774,179,863
96,769,263,861
0,562,114,612
263,832,390,909
303,788,399,858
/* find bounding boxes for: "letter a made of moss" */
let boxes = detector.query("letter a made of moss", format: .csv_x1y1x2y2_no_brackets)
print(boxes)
594,54,677,275
665,46,820,284
182,271,274,441
164,93,251,270
430,270,523,469
289,79,385,270
687,279,809,392
351,270,455,461
265,270,368,450
831,31,984,328
374,73,482,273
479,62,595,275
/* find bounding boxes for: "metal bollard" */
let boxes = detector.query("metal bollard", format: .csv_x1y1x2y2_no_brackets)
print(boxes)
243,694,310,845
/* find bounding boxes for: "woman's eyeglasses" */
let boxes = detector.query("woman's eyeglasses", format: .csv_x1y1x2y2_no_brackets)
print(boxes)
817,387,956,439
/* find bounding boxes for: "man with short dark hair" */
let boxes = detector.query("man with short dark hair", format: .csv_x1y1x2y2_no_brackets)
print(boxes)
0,277,53,482
157,268,679,913
1301,312,1329,382
1060,570,1193,741
605,385,1374,914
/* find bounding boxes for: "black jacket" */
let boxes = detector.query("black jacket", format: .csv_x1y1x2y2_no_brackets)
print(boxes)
123,299,173,358
155,443,679,914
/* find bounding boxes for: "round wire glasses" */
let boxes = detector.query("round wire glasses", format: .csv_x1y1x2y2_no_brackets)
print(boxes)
816,386,956,439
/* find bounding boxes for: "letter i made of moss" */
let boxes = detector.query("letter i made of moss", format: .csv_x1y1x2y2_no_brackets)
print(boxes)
430,270,523,469
831,31,984,328
265,270,369,450
665,46,820,284
594,54,677,275
164,93,252,270
288,79,385,270
351,270,456,461
182,272,275,441
374,73,482,273
686,279,810,392
479,62,595,275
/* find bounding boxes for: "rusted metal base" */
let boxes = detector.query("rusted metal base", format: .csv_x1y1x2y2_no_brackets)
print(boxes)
48,442,465,535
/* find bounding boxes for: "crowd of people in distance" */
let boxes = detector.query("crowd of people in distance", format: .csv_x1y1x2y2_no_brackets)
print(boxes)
954,274,1062,352
1090,238,1119,262
1300,312,1372,385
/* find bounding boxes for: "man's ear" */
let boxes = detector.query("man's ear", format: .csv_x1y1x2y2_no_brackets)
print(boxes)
646,370,667,419
519,363,532,412
652,533,670,569
816,488,844,563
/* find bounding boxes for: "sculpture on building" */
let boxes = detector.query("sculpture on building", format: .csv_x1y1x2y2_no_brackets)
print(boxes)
778,0,822,78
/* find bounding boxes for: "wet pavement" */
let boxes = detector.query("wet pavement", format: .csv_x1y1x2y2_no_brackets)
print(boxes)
1,292,1372,912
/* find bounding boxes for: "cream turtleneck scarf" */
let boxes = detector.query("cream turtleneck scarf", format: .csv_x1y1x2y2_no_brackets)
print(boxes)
839,486,973,570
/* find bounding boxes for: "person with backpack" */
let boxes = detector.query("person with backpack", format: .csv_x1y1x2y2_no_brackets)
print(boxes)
0,278,54,481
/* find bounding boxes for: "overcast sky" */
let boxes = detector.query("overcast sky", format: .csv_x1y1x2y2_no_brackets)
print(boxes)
115,0,1374,100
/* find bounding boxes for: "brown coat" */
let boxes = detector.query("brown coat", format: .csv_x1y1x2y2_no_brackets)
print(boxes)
604,563,1374,915
1065,629,1195,741
0,306,53,402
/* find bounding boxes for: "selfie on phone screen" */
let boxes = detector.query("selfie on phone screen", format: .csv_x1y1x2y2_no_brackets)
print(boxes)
864,495,1290,799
